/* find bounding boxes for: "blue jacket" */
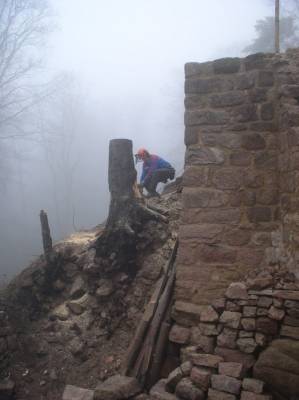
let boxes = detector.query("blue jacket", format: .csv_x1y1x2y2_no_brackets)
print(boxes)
140,155,172,184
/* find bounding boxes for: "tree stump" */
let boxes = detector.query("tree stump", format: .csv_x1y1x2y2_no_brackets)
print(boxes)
40,210,53,263
95,139,166,275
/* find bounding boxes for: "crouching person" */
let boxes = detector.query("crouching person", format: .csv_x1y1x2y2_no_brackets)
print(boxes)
135,148,175,198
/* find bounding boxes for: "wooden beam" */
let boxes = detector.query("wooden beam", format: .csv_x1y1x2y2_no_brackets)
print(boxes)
275,0,280,53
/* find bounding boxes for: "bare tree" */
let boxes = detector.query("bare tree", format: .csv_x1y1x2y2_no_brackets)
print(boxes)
0,0,51,136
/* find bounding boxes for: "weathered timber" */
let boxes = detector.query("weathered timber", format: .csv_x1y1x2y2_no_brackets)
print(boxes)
40,210,52,262
123,240,178,376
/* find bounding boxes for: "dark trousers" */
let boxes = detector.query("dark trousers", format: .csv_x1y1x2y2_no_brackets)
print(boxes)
144,168,175,193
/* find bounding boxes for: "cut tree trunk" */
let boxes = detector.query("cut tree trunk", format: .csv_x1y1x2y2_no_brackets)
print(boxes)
95,139,167,275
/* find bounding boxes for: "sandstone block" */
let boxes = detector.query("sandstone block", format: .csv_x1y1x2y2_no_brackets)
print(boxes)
243,307,257,318
257,308,268,317
258,71,274,87
213,58,241,74
210,92,245,107
185,62,213,78
244,53,268,71
260,103,274,121
239,331,253,338
96,279,114,298
240,392,271,400
183,166,209,187
242,378,264,394
256,318,278,335
191,353,224,369
230,152,252,167
226,283,248,300
200,306,219,323
190,328,215,352
255,333,267,347
220,311,242,329
70,276,86,299
211,374,241,395
283,316,299,327
257,297,272,308
185,147,225,165
213,168,243,190
268,306,285,321
165,367,184,393
199,245,237,264
217,328,237,349
63,385,94,400
241,318,256,331
280,325,299,340
185,127,199,146
215,347,256,371
172,301,203,326
226,302,241,312
237,338,258,354
235,74,255,90
234,104,257,123
247,207,272,223
218,362,243,378
198,324,221,338
185,77,224,94
241,133,266,151
150,379,177,400
183,188,228,209
175,378,205,400
169,324,190,344
190,367,211,391
185,110,229,126
94,375,141,400
207,388,236,400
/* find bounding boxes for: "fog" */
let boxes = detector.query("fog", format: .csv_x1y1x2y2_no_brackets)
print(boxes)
0,0,273,282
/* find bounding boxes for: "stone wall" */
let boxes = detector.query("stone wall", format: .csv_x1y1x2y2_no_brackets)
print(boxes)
176,50,299,308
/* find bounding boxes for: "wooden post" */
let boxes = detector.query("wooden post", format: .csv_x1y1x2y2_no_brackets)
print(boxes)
40,210,52,261
275,0,280,53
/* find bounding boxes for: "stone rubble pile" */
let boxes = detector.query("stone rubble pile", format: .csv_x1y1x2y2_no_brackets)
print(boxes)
167,277,299,399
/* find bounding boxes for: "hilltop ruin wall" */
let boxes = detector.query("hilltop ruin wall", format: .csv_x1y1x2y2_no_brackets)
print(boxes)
176,49,299,307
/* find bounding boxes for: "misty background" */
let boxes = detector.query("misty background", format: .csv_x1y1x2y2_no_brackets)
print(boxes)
0,0,295,282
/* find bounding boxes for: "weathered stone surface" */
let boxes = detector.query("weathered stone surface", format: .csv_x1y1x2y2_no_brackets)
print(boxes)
51,303,70,321
165,367,184,393
283,316,299,327
215,347,256,371
67,337,84,356
213,169,243,190
94,375,141,400
183,166,209,187
185,110,229,127
183,188,228,209
169,324,190,344
241,318,256,332
185,147,225,165
190,329,215,352
257,297,272,308
211,374,241,395
175,378,205,400
239,330,253,338
280,325,299,340
243,307,257,318
258,70,274,87
150,379,177,400
247,276,274,291
226,301,241,312
217,328,237,349
240,391,271,400
96,279,114,298
268,306,285,321
182,208,241,225
190,367,211,391
213,58,241,74
241,133,266,151
230,152,252,167
226,283,248,300
257,308,268,317
247,207,272,223
236,338,257,354
207,388,236,400
218,362,243,379
260,102,274,121
198,323,221,337
185,77,226,94
199,245,237,264
172,301,203,326
256,318,278,335
200,306,219,323
255,333,267,347
191,353,224,369
254,339,299,399
63,385,94,400
70,276,86,299
220,311,242,329
67,293,91,315
210,92,245,107
185,62,213,78
242,378,264,394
